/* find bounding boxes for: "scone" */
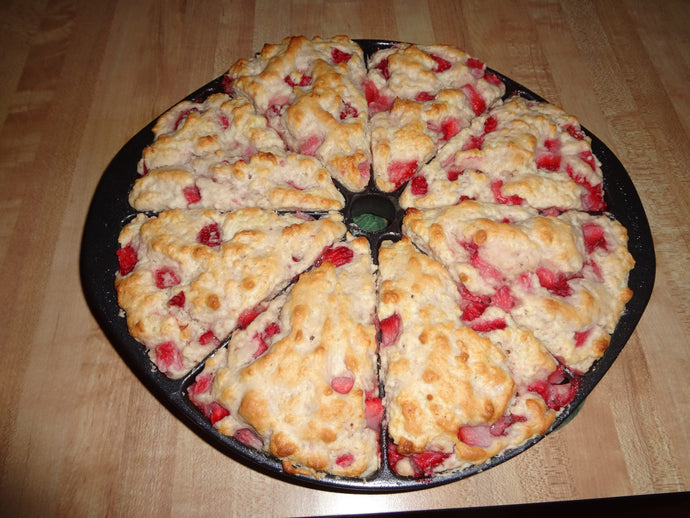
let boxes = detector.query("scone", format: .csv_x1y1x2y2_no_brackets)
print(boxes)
377,238,556,476
226,35,372,192
365,43,505,191
403,201,635,373
188,236,381,478
115,209,346,378
399,96,606,211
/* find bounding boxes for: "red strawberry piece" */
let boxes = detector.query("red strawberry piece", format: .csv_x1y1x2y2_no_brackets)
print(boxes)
300,134,322,156
470,318,507,332
536,151,561,171
208,402,230,424
410,175,428,196
458,424,493,448
252,321,280,359
238,305,266,329
490,285,515,312
582,182,606,211
483,115,498,134
447,169,464,181
578,150,597,170
365,397,383,430
574,328,591,347
233,428,264,449
321,245,354,267
155,267,180,289
491,180,524,205
388,160,418,189
116,244,138,276
458,284,491,304
489,414,527,437
462,300,488,322
339,101,358,120
199,330,220,347
252,335,269,359
441,117,461,140
331,48,352,63
484,73,502,85
197,223,222,247
222,75,235,95
410,450,450,476
374,58,390,80
467,57,485,69
461,84,486,115
415,91,436,102
284,73,312,87
189,373,212,395
536,267,573,298
430,54,452,73
183,184,202,205
582,222,607,253
264,322,280,338
565,123,585,140
331,375,355,394
544,138,560,152
462,135,484,151
218,115,230,130
336,453,355,468
565,165,606,210
528,365,581,410
379,313,402,347
155,341,183,373
168,291,185,307
364,79,392,113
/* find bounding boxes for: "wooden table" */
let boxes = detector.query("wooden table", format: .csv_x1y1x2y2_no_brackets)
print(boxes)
1,0,688,515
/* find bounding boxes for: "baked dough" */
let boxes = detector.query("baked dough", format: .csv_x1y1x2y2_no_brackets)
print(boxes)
115,209,346,378
399,96,606,211
188,236,380,478
403,201,635,373
226,36,372,192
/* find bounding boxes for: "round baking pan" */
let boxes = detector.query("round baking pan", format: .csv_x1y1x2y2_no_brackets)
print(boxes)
80,39,655,493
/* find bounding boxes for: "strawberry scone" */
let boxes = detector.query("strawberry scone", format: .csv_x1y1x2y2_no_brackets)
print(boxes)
403,201,635,373
399,96,606,211
377,238,556,476
365,43,505,191
226,35,372,192
188,236,381,478
115,209,346,378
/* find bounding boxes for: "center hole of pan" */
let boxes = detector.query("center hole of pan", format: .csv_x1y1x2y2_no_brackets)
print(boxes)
349,194,397,232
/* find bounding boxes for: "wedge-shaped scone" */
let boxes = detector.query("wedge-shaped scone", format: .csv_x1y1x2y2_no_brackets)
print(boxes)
377,238,556,477
130,150,345,212
137,93,284,174
188,237,381,478
365,43,505,191
130,93,344,212
400,97,606,211
115,209,346,378
403,201,635,373
226,35,372,192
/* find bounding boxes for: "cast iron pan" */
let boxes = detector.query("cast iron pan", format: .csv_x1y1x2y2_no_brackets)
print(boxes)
80,39,656,493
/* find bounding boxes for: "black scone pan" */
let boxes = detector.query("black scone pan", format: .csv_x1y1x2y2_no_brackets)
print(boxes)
80,39,655,492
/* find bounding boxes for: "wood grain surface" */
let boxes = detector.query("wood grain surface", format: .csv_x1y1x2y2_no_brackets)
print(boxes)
1,0,688,516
